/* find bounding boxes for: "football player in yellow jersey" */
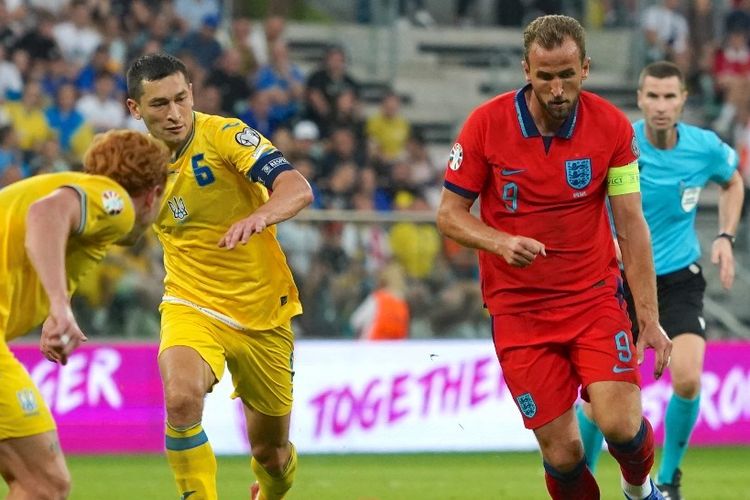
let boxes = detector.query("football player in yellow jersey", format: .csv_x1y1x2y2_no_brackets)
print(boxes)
0,130,169,499
125,53,313,500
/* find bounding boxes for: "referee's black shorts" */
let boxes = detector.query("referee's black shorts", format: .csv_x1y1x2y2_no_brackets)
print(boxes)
624,263,707,340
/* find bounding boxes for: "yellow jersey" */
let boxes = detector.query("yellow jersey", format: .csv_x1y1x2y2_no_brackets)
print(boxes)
0,173,135,341
155,112,301,331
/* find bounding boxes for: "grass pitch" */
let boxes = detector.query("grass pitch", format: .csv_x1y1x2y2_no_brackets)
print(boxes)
1,448,747,499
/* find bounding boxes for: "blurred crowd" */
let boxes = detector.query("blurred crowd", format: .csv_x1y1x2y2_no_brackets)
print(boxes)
0,0,486,340
2,0,749,340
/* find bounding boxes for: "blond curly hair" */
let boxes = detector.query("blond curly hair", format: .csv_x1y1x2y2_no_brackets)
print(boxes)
83,130,170,196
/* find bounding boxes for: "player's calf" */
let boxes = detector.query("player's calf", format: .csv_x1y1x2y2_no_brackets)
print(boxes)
250,442,297,500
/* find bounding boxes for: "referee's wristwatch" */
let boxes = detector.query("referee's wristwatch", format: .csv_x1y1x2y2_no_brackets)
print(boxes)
715,232,736,247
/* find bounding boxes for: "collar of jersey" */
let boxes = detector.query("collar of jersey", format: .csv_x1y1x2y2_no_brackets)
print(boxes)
514,83,579,139
171,112,197,163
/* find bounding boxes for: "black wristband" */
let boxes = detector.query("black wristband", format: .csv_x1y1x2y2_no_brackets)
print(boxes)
716,232,736,247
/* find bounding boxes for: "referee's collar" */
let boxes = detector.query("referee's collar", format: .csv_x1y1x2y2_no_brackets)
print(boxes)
514,84,579,139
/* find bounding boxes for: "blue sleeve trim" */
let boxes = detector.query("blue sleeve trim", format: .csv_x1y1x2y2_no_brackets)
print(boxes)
444,180,479,200
247,151,294,187
62,185,87,234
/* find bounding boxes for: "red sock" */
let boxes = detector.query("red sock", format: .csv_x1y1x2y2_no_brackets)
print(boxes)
607,418,655,486
544,459,600,500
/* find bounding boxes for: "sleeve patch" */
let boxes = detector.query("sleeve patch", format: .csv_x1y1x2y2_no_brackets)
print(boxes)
102,190,124,215
607,162,640,196
448,143,464,170
235,127,261,147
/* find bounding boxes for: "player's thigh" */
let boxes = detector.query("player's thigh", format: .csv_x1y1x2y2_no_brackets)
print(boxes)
224,322,294,418
0,431,69,489
572,296,640,401
0,345,56,442
492,314,578,431
159,304,227,397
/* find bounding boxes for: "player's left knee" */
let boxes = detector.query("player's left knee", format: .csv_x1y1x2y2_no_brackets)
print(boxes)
673,377,701,399
251,443,291,476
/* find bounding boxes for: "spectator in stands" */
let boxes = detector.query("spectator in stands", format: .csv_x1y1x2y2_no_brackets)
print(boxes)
28,139,71,175
330,88,366,146
13,12,60,63
41,55,77,100
319,126,366,181
292,120,323,163
0,125,23,187
251,15,287,67
641,0,689,74
0,45,22,100
180,14,223,70
76,44,126,95
305,45,360,136
2,80,54,158
389,191,441,279
205,48,252,115
725,0,750,36
45,82,94,161
256,40,305,124
319,160,358,209
76,71,126,132
131,14,184,63
174,0,221,32
194,83,223,115
403,130,440,206
53,0,102,69
711,28,750,138
366,90,411,162
685,0,717,106
238,90,281,138
351,263,410,340
224,17,259,76
100,17,128,70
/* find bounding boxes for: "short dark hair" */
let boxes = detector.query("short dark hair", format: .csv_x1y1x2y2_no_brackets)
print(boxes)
638,61,685,89
126,53,190,101
523,15,586,62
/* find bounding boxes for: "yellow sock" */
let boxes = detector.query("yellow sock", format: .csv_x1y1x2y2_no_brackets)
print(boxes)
251,443,298,500
165,422,218,500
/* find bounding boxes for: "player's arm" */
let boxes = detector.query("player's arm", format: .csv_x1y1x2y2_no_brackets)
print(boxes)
25,187,87,365
712,170,744,289
609,185,670,379
219,169,314,249
436,189,545,268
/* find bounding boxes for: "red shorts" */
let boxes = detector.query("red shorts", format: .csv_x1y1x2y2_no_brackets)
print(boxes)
492,294,640,430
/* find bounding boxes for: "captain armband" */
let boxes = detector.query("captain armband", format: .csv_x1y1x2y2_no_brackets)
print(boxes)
606,162,640,196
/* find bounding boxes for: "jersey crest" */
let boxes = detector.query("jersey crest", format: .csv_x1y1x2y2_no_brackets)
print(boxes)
102,190,124,215
565,158,592,190
680,186,701,212
516,392,537,418
168,196,188,220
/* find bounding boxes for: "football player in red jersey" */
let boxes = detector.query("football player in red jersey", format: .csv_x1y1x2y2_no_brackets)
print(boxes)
437,15,671,500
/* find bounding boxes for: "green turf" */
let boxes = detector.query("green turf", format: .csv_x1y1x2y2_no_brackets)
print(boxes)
0,448,747,499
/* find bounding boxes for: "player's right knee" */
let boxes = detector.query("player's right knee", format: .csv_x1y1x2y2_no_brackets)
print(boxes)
164,389,204,425
251,443,290,476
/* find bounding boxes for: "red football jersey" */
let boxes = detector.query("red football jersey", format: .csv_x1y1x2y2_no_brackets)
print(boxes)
444,85,638,315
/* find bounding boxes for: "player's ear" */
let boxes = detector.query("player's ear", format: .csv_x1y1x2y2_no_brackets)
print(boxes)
581,57,591,81
126,98,141,120
146,184,164,209
522,59,531,83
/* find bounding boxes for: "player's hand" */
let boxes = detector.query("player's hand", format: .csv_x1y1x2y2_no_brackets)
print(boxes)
498,235,546,267
219,214,268,249
636,321,672,380
40,303,87,366
711,238,734,290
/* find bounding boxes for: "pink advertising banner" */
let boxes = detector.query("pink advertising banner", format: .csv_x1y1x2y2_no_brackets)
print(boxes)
11,343,164,454
9,340,750,454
